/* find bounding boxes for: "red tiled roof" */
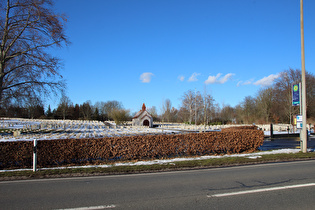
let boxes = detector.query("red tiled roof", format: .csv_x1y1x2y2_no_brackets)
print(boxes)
132,110,152,119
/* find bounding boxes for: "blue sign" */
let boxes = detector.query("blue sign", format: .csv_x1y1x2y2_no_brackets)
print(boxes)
292,84,300,106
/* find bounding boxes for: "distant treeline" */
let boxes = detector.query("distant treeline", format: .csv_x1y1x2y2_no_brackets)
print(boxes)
1,69,314,125
0,100,128,122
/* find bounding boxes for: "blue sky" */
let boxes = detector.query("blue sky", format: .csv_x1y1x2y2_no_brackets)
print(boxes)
51,0,315,114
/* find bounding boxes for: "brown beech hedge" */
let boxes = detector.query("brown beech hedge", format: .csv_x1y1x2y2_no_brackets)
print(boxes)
0,126,264,169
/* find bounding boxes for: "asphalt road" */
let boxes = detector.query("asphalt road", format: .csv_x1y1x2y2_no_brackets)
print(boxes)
1,160,315,209
259,136,315,151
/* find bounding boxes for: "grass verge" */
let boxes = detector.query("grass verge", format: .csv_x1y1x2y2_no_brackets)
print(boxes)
1,151,315,181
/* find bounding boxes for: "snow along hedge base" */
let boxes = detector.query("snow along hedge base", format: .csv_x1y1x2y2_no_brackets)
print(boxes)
0,126,264,169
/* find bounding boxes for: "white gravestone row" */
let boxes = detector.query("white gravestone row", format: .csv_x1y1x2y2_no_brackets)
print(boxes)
1,118,305,141
0,119,171,141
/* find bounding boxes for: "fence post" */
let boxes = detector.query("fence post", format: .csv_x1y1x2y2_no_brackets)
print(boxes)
33,139,37,172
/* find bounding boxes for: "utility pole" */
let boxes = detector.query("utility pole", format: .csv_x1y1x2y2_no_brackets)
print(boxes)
300,0,307,153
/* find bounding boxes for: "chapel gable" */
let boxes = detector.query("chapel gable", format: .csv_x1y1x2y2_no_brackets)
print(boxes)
132,103,153,127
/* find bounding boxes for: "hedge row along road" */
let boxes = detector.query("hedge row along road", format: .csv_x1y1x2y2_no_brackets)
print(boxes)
0,126,264,170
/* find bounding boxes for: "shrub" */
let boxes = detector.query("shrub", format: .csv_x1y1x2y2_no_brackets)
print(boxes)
0,128,264,169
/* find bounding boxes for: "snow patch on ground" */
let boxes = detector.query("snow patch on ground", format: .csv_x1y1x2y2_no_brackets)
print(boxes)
1,148,310,173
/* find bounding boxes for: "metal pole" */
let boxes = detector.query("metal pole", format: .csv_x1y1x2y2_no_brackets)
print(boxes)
299,82,302,145
33,139,37,172
300,0,307,153
195,88,197,130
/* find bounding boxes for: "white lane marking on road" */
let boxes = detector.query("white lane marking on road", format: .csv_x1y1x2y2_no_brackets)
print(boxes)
56,204,116,210
208,183,315,198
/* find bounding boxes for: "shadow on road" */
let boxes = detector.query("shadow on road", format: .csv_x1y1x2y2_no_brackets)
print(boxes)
259,136,315,151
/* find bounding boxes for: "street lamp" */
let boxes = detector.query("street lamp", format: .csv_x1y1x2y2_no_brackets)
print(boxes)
300,0,307,153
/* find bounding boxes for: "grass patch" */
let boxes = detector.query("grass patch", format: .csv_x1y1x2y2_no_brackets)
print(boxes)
1,151,315,181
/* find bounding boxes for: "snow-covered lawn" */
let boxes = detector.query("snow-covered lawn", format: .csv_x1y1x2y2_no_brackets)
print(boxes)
2,118,311,142
0,118,185,142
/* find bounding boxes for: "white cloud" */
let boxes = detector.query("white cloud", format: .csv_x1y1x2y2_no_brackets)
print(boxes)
219,73,234,83
243,79,253,85
237,79,254,87
178,75,185,82
253,74,279,86
140,72,154,83
205,73,234,84
205,73,222,84
188,72,201,82
237,81,243,87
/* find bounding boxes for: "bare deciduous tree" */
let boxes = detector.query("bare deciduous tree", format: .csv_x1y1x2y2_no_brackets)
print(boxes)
181,89,212,125
80,100,92,120
241,96,256,124
110,108,130,126
104,100,123,120
273,69,301,123
203,88,214,125
161,99,172,122
181,90,195,124
57,94,72,120
0,0,69,107
220,104,235,124
147,106,159,121
194,91,203,125
273,68,315,123
255,87,274,123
